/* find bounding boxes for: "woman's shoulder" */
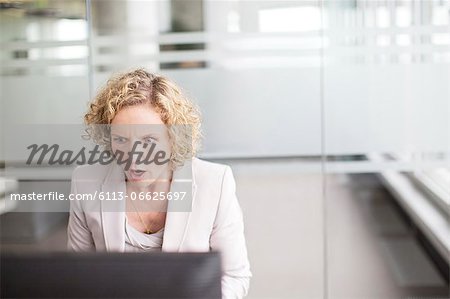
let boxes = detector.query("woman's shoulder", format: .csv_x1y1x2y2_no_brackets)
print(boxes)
191,157,235,193
192,157,231,178
70,163,113,182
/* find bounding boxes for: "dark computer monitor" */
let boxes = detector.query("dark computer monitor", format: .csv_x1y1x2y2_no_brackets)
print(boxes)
1,251,222,298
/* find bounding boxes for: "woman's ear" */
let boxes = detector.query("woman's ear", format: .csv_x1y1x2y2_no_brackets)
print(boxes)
169,159,178,172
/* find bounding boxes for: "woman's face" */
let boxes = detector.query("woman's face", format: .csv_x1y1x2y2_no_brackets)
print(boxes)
110,104,172,187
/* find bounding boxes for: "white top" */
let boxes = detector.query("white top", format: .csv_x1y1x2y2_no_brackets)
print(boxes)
124,215,164,252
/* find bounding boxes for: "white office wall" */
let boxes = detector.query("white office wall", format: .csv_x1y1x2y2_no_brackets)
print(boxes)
2,1,448,161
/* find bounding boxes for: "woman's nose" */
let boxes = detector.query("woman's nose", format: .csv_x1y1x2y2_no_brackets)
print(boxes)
128,140,148,163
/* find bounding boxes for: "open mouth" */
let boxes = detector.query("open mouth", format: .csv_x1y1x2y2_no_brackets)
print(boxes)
128,169,146,180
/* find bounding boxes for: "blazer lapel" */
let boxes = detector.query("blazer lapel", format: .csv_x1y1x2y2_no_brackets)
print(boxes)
162,160,197,252
100,163,126,252
100,160,196,252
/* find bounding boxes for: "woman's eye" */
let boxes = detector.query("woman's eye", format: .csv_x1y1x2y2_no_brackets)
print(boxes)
144,137,157,144
113,137,127,144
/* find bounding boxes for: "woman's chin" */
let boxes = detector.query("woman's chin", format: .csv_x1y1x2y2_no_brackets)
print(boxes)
126,177,156,186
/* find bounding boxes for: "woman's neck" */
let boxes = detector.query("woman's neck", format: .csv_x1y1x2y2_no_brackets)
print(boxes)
126,178,171,193
125,170,173,212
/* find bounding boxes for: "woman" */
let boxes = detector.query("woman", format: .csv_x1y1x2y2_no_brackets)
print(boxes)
67,69,252,299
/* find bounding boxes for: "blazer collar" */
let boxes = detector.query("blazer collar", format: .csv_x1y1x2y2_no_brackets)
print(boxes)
100,160,197,252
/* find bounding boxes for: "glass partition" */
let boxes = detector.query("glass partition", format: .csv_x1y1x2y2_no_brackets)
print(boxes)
0,0,89,244
323,0,449,298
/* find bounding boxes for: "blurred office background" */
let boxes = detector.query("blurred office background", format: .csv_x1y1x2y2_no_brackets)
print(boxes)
0,0,449,298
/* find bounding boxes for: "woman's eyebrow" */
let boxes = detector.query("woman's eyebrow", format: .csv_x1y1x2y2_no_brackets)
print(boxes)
141,133,159,139
111,133,126,138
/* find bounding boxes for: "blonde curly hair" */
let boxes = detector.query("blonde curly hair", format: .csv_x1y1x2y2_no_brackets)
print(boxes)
84,68,202,169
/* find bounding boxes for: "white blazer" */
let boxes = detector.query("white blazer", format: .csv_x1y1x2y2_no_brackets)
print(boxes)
67,157,252,299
